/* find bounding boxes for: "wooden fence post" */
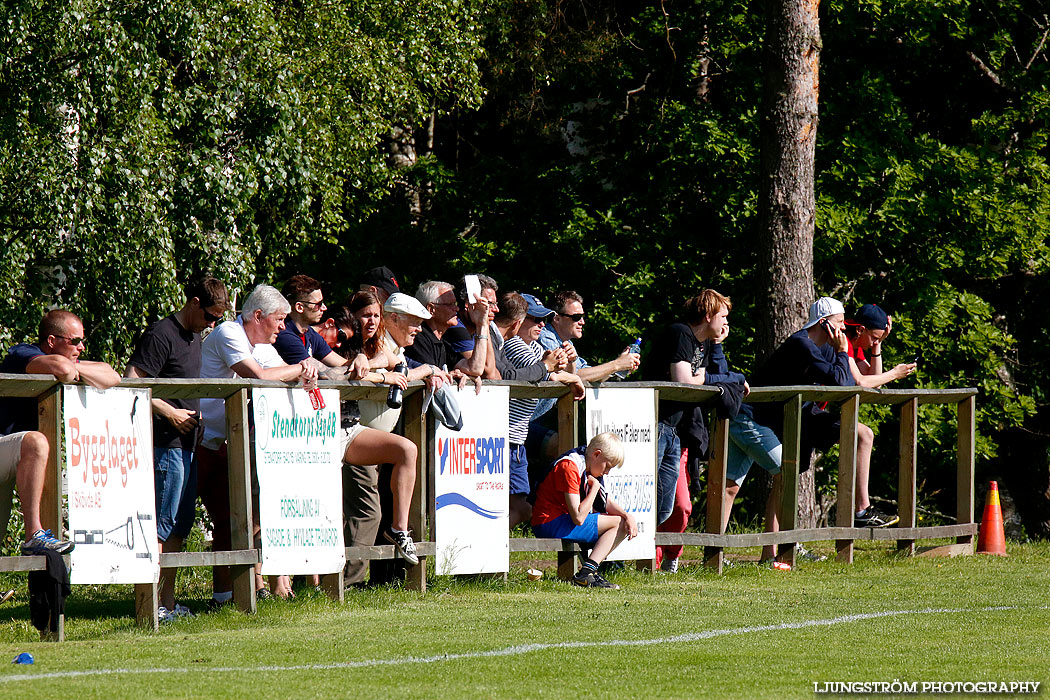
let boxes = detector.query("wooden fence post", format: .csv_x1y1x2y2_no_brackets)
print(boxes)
36,384,65,641
835,394,859,563
704,417,729,573
227,388,256,614
956,396,976,548
897,398,918,555
556,389,578,580
777,394,802,568
404,389,427,592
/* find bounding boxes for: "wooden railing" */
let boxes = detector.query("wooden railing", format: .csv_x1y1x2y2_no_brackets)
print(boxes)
0,375,977,638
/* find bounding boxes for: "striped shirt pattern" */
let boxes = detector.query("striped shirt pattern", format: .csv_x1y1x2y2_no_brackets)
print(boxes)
504,335,546,443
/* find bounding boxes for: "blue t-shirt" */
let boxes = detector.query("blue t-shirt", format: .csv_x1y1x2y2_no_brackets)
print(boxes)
0,343,46,435
273,320,333,364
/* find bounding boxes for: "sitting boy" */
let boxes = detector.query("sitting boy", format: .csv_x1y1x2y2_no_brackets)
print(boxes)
530,432,638,589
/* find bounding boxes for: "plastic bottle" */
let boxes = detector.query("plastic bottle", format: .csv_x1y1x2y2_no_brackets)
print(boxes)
386,362,408,408
613,338,642,380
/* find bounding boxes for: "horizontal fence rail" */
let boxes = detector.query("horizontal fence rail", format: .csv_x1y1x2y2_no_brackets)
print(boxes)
0,374,977,638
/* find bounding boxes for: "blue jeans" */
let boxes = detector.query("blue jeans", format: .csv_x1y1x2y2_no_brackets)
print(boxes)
154,447,197,541
655,423,681,526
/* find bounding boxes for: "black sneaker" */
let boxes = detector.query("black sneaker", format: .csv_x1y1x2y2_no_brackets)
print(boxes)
383,528,419,566
572,570,621,590
854,505,899,528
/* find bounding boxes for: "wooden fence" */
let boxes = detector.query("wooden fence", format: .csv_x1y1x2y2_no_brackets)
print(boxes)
0,375,977,638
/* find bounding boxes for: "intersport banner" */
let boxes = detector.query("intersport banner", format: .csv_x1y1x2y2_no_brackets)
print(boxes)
64,386,159,584
253,387,345,575
433,385,509,575
585,386,657,561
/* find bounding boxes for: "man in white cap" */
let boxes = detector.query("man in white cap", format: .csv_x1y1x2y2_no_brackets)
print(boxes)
751,296,897,529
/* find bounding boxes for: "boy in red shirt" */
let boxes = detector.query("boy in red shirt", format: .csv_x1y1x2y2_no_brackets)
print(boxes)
531,432,638,589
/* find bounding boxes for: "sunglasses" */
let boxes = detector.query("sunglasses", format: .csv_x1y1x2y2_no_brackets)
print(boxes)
337,328,352,345
203,309,224,323
299,299,326,309
526,315,547,323
53,334,86,346
559,312,585,322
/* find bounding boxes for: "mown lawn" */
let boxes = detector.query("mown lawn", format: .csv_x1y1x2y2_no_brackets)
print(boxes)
0,541,1047,699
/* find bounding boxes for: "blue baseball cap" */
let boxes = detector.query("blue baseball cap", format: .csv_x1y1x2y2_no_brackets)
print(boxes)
521,294,556,320
848,303,889,331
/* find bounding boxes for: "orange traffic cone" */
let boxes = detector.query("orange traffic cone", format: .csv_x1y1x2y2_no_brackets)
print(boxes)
976,481,1007,556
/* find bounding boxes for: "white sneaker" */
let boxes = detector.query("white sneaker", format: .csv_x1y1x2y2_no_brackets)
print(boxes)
158,606,177,624
660,557,679,573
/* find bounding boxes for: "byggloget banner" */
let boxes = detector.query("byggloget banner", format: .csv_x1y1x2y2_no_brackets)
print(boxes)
254,387,344,576
585,387,657,561
433,385,509,575
65,386,159,584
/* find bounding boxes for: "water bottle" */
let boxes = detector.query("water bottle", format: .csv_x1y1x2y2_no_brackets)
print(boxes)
386,362,408,408
613,338,642,380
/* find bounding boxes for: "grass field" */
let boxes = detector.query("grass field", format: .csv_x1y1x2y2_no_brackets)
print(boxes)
0,542,1047,699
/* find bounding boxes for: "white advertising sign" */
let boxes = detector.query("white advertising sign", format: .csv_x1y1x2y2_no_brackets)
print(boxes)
65,386,159,584
254,387,345,575
585,387,657,561
433,385,509,575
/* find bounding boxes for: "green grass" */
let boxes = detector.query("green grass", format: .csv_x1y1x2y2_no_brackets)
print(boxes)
0,542,1048,699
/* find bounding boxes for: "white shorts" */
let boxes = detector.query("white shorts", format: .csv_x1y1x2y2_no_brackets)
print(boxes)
0,432,29,537
340,424,367,458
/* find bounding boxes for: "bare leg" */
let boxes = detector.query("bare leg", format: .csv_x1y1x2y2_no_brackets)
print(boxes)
508,494,532,528
855,423,874,512
343,429,417,532
722,482,741,532
762,474,782,561
588,515,629,564
15,432,49,537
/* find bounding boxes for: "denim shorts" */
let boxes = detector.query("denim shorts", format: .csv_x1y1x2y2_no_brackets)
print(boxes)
154,447,197,541
725,415,782,485
509,443,530,496
533,512,600,544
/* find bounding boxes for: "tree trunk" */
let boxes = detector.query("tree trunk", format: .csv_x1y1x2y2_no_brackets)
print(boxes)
756,0,821,527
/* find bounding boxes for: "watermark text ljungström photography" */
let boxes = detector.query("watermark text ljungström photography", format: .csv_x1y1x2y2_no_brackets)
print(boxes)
813,680,1042,695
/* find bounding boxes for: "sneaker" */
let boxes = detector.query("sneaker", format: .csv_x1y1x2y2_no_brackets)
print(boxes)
854,505,899,528
795,544,827,562
384,528,419,566
256,588,273,601
572,570,621,590
172,603,195,619
660,557,679,573
21,529,74,555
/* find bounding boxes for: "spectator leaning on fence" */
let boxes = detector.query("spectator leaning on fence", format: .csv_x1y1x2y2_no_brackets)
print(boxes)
443,274,500,377
274,274,370,380
357,266,401,305
405,280,490,378
504,293,583,528
124,276,230,622
530,432,637,589
0,310,120,555
843,304,916,388
638,290,728,527
750,296,899,529
197,284,319,605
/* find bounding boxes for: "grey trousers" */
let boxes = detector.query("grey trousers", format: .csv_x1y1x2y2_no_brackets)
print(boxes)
341,462,381,584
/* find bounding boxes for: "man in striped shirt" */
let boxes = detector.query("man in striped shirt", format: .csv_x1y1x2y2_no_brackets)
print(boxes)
504,293,584,527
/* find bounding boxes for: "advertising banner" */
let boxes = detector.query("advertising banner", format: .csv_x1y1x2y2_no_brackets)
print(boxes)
254,387,344,575
65,386,159,584
433,385,509,575
585,387,657,561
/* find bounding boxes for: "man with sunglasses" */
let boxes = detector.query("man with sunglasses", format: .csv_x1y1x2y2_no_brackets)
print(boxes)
0,309,120,556
274,275,369,378
539,291,642,383
124,276,230,622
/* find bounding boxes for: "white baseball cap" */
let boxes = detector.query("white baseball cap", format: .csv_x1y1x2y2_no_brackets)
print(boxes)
801,296,846,330
384,292,432,320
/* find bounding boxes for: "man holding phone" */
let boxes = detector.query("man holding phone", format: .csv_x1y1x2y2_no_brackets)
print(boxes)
125,276,231,622
751,296,898,529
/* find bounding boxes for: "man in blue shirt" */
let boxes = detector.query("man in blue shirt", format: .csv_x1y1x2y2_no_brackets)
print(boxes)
275,275,369,378
0,310,120,555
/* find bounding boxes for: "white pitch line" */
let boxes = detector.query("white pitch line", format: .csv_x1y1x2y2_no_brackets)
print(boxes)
0,605,1030,683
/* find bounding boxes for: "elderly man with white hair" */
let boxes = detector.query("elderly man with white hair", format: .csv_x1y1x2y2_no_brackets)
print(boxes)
197,284,319,607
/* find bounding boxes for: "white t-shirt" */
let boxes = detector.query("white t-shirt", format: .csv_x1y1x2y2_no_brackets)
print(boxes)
200,317,284,449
